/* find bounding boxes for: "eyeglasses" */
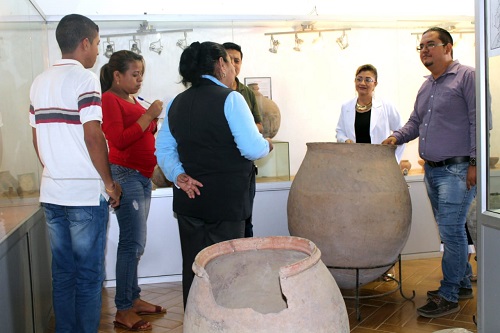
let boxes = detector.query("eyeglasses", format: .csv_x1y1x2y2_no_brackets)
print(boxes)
416,42,445,51
355,77,375,83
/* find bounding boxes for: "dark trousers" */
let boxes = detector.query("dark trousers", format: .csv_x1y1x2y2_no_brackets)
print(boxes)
177,214,245,308
245,165,257,237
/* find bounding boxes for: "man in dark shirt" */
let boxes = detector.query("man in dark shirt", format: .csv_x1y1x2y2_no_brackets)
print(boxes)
383,27,476,318
223,42,263,237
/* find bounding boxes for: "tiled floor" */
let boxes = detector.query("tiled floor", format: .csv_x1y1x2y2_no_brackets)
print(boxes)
46,257,477,332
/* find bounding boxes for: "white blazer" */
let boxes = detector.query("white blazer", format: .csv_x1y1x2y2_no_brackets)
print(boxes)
335,97,405,163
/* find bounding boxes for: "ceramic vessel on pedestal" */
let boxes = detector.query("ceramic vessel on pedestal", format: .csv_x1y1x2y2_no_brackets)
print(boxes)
287,143,412,289
183,236,349,333
248,83,281,139
399,160,412,176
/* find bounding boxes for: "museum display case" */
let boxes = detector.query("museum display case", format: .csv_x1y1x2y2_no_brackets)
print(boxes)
0,0,46,209
255,140,290,182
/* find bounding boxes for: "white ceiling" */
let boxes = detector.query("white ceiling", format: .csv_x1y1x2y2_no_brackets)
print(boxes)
6,0,476,31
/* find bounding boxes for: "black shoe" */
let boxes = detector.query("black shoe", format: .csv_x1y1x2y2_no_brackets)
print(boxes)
417,295,460,318
427,288,473,300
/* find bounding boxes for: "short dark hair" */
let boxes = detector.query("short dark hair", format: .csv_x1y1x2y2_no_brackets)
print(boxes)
100,50,145,93
56,14,99,54
422,27,454,46
355,64,378,82
179,41,229,87
222,42,243,59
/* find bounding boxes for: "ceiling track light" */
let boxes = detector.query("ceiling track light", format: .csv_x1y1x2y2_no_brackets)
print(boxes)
149,38,163,55
410,29,474,52
129,36,141,54
103,37,114,58
293,33,304,51
101,21,193,54
176,31,189,50
336,30,349,50
269,35,280,54
264,27,351,53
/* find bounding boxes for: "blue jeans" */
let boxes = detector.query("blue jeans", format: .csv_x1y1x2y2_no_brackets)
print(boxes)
424,162,476,303
111,164,152,310
42,196,109,333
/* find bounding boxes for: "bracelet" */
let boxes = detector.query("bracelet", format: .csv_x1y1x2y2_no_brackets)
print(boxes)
105,181,116,193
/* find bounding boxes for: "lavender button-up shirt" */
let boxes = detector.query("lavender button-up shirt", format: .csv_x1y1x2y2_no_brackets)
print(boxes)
392,61,476,162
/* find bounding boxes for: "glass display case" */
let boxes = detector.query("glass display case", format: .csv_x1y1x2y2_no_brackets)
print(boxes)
255,140,290,182
0,1,46,207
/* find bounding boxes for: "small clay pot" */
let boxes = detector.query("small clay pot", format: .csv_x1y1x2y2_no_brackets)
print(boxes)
490,156,499,168
418,159,425,169
399,160,412,175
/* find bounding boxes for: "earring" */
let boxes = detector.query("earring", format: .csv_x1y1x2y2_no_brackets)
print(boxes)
222,72,226,78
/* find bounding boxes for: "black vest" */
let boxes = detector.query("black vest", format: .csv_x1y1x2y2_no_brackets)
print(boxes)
168,78,253,221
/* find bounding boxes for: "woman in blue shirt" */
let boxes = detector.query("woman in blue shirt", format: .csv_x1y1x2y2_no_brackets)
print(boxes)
155,41,272,307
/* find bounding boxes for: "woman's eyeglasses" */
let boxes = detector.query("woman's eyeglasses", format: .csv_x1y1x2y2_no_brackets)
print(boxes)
355,77,375,83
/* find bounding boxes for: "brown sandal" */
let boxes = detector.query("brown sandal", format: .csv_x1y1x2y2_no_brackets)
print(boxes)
136,305,167,316
113,319,152,331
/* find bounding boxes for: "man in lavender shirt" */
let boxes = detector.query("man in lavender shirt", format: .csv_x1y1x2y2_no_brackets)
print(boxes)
383,27,476,318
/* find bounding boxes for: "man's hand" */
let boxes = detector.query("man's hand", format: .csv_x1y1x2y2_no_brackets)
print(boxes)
106,181,122,208
467,165,477,190
382,136,397,145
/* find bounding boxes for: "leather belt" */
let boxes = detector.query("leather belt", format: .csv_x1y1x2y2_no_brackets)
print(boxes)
425,156,470,168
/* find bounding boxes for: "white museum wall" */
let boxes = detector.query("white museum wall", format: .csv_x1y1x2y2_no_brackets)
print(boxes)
42,23,476,176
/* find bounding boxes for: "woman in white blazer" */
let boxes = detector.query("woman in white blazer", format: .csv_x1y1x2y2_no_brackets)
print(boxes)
336,64,405,163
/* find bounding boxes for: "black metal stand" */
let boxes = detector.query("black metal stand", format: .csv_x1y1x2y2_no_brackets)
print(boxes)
328,254,415,321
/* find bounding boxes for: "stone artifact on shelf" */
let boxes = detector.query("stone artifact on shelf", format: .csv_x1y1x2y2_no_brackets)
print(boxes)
287,143,412,289
0,170,20,198
490,156,499,168
184,236,349,333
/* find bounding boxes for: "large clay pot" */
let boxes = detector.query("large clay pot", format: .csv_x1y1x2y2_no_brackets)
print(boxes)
287,143,411,289
248,83,281,139
184,236,349,333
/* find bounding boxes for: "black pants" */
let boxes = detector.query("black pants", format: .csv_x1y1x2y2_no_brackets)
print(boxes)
177,214,245,308
245,165,257,237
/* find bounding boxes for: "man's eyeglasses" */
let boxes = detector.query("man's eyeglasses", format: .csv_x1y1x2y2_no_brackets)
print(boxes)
416,43,445,52
355,77,375,83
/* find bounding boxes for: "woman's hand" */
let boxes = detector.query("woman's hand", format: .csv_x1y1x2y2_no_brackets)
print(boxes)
177,173,203,199
345,139,353,143
266,138,274,152
145,100,163,120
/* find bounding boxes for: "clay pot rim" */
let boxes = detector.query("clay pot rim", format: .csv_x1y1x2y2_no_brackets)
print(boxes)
192,236,321,279
306,142,396,151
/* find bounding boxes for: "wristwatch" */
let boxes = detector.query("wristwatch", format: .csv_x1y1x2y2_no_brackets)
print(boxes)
469,157,476,166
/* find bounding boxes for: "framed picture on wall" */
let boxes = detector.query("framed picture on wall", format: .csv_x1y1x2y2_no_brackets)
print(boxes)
244,77,272,99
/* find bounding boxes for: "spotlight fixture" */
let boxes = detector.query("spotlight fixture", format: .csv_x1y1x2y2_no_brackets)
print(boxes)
336,30,349,50
103,37,115,58
313,32,324,45
293,33,304,52
269,35,280,54
176,31,189,50
264,26,351,53
149,38,163,55
129,36,141,54
101,22,193,55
